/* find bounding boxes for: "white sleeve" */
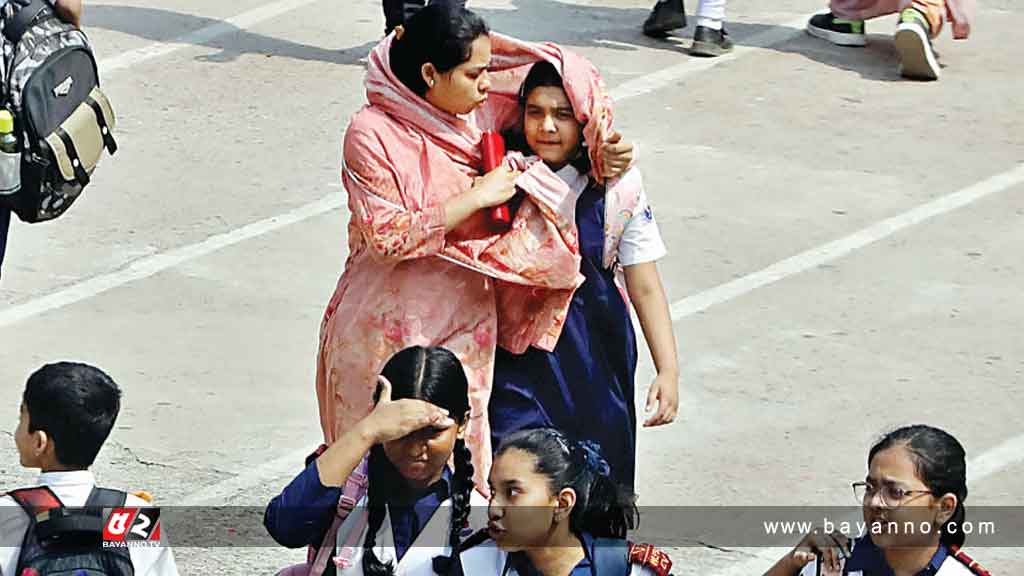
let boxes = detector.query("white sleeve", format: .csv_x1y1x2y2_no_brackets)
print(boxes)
630,563,661,576
125,494,180,576
617,185,667,267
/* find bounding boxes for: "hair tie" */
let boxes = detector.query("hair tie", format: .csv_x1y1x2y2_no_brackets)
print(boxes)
574,440,611,477
393,25,406,41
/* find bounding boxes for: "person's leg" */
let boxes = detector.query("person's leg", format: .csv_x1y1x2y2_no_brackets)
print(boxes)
911,0,945,36
642,0,686,38
690,0,733,56
895,0,944,79
0,208,10,281
382,0,406,34
807,0,869,47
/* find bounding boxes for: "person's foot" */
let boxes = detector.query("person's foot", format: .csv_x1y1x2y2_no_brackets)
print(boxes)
690,25,733,57
895,8,940,80
643,0,686,38
806,12,867,46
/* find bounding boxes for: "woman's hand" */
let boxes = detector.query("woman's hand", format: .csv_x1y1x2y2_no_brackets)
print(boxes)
789,529,850,575
471,165,520,209
357,376,456,445
598,131,634,179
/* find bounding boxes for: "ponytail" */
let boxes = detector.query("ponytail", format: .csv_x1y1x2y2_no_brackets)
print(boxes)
571,440,638,539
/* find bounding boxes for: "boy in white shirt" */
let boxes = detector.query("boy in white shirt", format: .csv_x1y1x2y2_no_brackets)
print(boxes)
0,362,178,576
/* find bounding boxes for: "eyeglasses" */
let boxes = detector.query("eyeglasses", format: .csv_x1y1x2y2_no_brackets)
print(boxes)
852,481,932,508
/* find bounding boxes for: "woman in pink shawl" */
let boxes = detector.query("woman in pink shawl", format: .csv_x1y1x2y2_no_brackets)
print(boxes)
317,3,633,492
806,0,974,80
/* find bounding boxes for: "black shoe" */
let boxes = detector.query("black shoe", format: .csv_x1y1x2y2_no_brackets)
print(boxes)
642,0,686,38
690,25,733,57
806,12,867,46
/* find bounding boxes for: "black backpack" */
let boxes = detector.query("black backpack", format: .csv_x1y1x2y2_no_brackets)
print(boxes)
0,0,117,223
8,485,135,576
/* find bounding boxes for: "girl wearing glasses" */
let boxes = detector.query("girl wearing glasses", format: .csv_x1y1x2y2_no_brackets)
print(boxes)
764,424,990,576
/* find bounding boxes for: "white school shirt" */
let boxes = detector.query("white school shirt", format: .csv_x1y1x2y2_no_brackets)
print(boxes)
459,540,661,576
554,164,668,267
335,489,489,576
0,470,179,576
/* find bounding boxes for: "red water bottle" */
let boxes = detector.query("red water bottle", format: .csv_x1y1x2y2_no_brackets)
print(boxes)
480,131,511,226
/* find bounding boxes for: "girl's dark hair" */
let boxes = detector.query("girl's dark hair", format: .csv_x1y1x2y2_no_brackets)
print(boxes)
361,346,474,576
504,61,591,174
495,428,637,539
389,3,489,97
868,425,969,548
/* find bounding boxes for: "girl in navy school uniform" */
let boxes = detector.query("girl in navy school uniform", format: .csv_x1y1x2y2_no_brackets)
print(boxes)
265,346,488,576
459,428,673,576
764,425,991,576
489,60,680,494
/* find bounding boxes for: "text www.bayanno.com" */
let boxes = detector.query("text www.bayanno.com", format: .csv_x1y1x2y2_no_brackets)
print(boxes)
762,519,997,537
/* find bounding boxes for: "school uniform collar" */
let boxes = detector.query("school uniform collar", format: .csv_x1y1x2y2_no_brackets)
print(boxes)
507,532,596,576
555,164,589,196
36,469,95,488
845,535,949,576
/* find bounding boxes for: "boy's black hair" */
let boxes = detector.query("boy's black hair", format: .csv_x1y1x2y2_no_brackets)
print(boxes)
23,362,121,469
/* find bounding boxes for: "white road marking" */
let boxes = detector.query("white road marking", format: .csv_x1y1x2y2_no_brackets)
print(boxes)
0,192,345,328
609,16,810,101
670,163,1024,321
99,0,328,75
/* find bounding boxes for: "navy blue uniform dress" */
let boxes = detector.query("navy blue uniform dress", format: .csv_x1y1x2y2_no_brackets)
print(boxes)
489,179,638,491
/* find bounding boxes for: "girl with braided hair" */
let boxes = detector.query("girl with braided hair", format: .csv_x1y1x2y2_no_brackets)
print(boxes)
765,424,991,576
266,346,487,576
458,428,674,576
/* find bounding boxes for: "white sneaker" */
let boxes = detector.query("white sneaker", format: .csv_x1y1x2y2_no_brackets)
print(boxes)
895,8,940,80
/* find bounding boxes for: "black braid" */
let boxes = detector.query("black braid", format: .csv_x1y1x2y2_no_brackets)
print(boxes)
432,438,475,575
363,446,396,576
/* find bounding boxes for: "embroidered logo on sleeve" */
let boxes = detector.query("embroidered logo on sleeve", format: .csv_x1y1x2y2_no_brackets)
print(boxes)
629,543,672,576
643,206,654,221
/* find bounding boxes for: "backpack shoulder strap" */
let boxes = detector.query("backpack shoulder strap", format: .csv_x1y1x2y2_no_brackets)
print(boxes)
592,538,629,576
627,542,673,576
7,486,63,516
85,486,128,508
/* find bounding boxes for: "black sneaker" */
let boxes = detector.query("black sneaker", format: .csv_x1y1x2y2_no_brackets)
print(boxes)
806,12,867,46
643,0,686,38
690,25,733,57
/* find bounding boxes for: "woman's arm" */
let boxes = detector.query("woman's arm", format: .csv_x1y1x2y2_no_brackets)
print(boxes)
344,127,518,261
623,262,679,427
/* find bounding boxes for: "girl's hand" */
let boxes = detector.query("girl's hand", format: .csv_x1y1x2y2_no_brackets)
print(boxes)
642,371,679,427
599,131,634,179
790,529,850,575
472,165,520,209
359,376,456,444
